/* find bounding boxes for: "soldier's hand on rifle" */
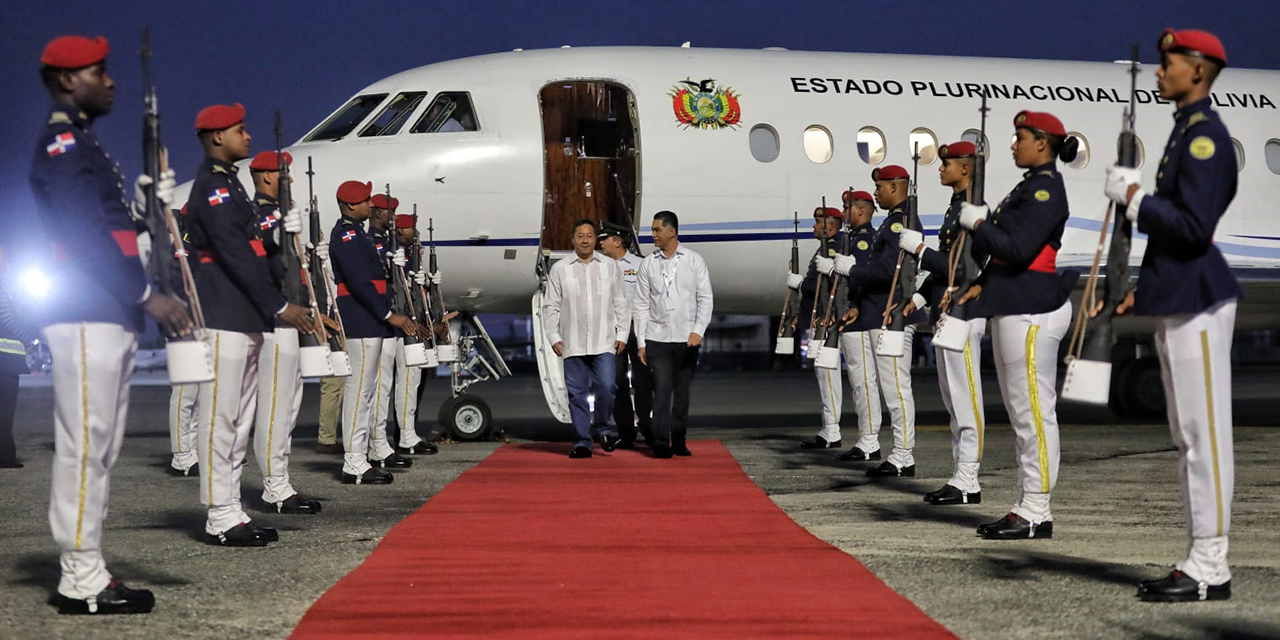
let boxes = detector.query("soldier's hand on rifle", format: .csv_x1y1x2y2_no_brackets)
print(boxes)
388,313,418,336
904,293,926,317
278,303,316,334
1090,289,1135,318
133,169,176,215
786,272,803,290
957,284,983,305
898,229,924,257
1104,165,1142,207
833,254,856,276
429,271,442,285
814,255,835,276
392,248,406,268
282,205,302,234
307,241,329,263
143,292,193,337
959,203,988,230
320,314,340,332
411,270,426,286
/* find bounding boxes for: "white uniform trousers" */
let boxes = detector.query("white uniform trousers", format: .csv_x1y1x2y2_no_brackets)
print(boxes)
196,329,263,535
841,331,883,454
43,323,137,600
989,300,1071,523
342,337,384,475
369,337,400,460
868,326,917,468
169,382,199,471
253,328,304,504
935,318,987,493
1156,299,1236,585
814,335,844,442
394,342,425,449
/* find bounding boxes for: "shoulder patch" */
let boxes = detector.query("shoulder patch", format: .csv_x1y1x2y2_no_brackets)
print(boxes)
206,188,231,207
341,230,357,242
45,132,77,157
1189,136,1216,160
857,240,869,251
1034,189,1051,202
890,222,903,233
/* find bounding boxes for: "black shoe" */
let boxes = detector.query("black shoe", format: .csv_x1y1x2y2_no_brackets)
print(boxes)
341,468,394,484
616,439,637,450
980,513,1053,540
600,435,619,453
800,436,841,449
275,494,322,514
866,461,915,477
315,443,343,455
56,581,155,615
568,446,593,459
837,447,880,462
248,522,278,543
369,453,413,469
652,446,673,459
398,442,438,455
976,515,1007,536
1137,570,1230,602
926,485,981,505
0,459,24,469
166,463,197,477
204,523,270,547
672,445,692,457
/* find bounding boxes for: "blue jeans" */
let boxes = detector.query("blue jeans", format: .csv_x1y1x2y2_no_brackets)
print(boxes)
564,353,617,449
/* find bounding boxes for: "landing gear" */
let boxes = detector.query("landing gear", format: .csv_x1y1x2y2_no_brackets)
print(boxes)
1107,338,1165,419
436,312,511,441
439,394,493,441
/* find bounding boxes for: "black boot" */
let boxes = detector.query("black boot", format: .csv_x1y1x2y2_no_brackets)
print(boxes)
980,513,1052,540
1137,570,1231,602
55,581,155,615
837,447,880,462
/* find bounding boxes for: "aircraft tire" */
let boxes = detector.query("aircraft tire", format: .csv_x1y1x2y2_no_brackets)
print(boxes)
440,394,493,441
1121,357,1166,420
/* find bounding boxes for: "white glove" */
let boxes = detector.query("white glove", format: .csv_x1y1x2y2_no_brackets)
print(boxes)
814,255,835,276
429,271,442,285
786,272,804,290
833,254,856,276
1104,165,1141,205
910,293,926,313
308,241,329,263
282,205,302,234
392,248,406,267
959,202,988,230
414,270,427,285
898,229,924,256
133,169,176,212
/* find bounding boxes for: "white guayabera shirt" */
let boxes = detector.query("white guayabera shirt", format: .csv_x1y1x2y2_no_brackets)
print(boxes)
634,243,714,348
542,251,630,358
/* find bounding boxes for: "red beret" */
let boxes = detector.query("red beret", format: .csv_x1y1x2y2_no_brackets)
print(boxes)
249,150,292,172
813,206,842,219
370,194,400,210
1013,110,1066,137
336,180,372,205
872,165,909,181
195,103,245,131
842,189,874,204
395,214,416,229
938,141,976,159
41,35,109,69
1159,28,1226,67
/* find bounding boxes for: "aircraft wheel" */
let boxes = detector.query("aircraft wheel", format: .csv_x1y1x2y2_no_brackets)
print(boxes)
440,395,492,441
1108,358,1135,418
1122,357,1166,420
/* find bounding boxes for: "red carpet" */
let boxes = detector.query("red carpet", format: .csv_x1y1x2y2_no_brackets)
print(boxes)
291,441,955,639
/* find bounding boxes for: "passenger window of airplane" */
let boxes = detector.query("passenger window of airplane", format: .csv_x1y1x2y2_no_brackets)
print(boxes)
1266,139,1280,175
804,125,833,163
358,91,427,137
908,128,938,165
1066,132,1089,170
961,129,990,163
1231,138,1245,171
411,92,480,133
749,124,780,162
303,93,389,142
857,127,886,164
1133,136,1146,169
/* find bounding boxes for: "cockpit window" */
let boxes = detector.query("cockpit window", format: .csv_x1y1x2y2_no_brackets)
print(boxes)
411,92,479,133
303,93,388,142
358,92,428,137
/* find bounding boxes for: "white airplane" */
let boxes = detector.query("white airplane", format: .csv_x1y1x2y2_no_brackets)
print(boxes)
176,45,1280,425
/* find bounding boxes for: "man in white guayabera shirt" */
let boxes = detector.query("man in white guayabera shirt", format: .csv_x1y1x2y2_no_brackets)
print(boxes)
543,219,631,458
634,211,714,459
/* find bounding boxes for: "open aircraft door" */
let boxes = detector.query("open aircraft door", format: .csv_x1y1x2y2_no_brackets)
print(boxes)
531,290,571,423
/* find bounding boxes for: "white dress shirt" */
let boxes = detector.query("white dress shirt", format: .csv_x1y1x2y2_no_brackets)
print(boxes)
634,243,714,348
542,251,630,358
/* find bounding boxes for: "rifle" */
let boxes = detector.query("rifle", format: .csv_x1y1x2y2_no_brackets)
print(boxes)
877,144,921,357
306,157,352,376
774,211,801,354
932,95,989,352
1063,45,1141,404
410,204,439,357
140,26,212,384
806,198,833,363
817,201,853,360
427,217,458,362
383,186,431,367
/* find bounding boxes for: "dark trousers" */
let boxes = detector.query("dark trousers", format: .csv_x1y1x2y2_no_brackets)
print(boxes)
0,373,18,464
646,341,699,449
564,352,617,449
614,331,653,444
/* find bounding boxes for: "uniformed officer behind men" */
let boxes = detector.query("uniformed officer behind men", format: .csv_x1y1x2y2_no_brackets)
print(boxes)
597,227,653,449
248,150,323,515
899,142,988,505
185,103,316,547
328,181,420,483
793,206,845,450
1103,29,1240,602
827,166,925,477
365,194,414,469
957,110,1079,540
30,34,191,614
833,191,887,463
392,213,442,456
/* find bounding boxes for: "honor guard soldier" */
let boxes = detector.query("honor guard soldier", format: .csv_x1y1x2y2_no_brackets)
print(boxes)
185,103,315,546
365,194,413,468
834,191,889,462
328,181,419,483
392,213,440,455
1104,29,1240,601
828,166,925,477
795,206,845,449
248,150,323,514
958,110,1079,540
598,227,653,449
31,34,192,614
900,142,988,505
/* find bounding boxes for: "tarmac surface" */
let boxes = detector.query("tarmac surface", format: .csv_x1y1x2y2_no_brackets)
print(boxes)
2,367,1279,639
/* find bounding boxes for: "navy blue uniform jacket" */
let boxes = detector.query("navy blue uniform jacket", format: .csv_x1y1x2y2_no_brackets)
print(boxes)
846,205,926,330
329,216,391,339
1134,97,1241,315
918,191,986,324
841,222,881,332
186,158,285,333
797,233,841,336
28,105,147,333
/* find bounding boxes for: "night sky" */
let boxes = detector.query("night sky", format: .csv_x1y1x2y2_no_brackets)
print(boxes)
3,0,1277,219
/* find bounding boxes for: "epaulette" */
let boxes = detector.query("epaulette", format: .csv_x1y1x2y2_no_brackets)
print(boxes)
211,165,230,175
340,218,355,225
1183,111,1211,132
1037,170,1056,177
47,112,73,126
